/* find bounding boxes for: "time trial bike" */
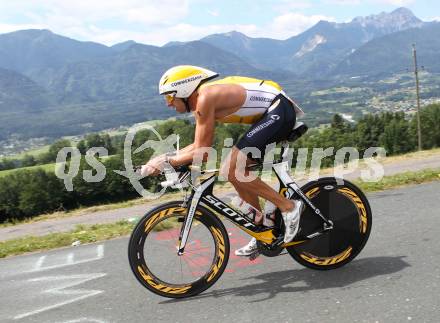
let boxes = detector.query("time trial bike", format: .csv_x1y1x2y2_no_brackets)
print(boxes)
128,122,372,298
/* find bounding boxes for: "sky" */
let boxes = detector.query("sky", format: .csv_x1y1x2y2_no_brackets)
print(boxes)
0,0,439,46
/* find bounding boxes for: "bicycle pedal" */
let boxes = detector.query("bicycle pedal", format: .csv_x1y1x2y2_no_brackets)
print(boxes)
249,251,260,261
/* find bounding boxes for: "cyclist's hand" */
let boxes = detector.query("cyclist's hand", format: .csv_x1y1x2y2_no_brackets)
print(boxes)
141,155,166,176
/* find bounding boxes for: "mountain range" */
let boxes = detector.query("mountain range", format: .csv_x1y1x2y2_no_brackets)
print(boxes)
166,7,427,75
0,7,439,141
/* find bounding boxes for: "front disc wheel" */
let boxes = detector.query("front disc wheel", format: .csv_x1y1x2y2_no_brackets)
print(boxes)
128,201,230,298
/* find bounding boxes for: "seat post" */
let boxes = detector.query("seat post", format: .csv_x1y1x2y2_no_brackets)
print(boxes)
280,141,290,163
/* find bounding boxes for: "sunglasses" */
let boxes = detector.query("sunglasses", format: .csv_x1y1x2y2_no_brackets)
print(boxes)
165,93,176,104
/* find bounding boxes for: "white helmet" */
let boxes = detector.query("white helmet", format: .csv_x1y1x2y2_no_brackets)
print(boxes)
158,65,218,98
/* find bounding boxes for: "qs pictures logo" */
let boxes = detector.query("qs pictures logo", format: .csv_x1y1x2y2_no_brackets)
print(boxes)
55,123,179,200
115,124,180,200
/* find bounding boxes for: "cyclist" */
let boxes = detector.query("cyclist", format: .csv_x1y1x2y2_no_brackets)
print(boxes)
142,65,305,257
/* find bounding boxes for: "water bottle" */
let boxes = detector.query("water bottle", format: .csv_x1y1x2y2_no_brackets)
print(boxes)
230,196,263,224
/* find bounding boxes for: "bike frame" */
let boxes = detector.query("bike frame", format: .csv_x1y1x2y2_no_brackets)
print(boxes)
175,142,333,255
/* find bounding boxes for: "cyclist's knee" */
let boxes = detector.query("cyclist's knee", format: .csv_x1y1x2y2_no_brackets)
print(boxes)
220,147,239,182
220,161,236,183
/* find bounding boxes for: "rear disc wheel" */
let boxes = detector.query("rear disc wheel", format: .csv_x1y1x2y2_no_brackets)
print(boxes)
287,177,372,270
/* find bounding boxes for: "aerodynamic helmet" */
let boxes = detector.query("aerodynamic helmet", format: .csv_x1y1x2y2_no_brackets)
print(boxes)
158,65,218,99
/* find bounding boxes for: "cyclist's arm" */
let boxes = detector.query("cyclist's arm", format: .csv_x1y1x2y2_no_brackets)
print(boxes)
149,143,194,163
176,143,194,155
168,95,215,166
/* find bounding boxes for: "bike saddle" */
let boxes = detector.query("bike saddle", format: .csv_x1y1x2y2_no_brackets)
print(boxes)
286,122,308,142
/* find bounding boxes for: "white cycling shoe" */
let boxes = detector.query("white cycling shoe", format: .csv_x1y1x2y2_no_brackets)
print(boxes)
282,200,304,243
235,200,304,255
234,237,257,256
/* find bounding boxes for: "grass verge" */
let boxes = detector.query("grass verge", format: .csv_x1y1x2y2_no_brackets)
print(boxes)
0,221,135,258
0,216,180,258
1,168,440,259
355,168,440,192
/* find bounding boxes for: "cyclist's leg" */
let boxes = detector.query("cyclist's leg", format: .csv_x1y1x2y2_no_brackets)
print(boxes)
223,95,304,253
224,94,297,212
225,154,263,212
225,147,294,213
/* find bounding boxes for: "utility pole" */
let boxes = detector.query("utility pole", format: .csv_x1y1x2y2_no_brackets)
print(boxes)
412,44,422,151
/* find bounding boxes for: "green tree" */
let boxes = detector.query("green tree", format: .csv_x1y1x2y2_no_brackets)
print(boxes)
380,118,413,155
355,114,385,154
21,154,37,167
331,114,347,131
37,139,74,163
0,174,22,221
77,139,87,155
101,156,139,200
85,134,105,150
0,169,68,221
410,103,440,149
102,134,115,154
0,159,17,171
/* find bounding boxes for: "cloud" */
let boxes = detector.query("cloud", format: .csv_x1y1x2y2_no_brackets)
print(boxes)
374,0,415,5
0,23,45,34
0,0,193,45
326,0,415,5
324,0,361,5
275,0,312,11
0,1,335,46
265,13,336,39
37,0,190,26
138,12,335,45
207,9,219,17
136,23,259,45
0,0,191,33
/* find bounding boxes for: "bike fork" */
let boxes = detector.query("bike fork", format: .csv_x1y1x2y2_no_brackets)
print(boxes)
177,176,215,255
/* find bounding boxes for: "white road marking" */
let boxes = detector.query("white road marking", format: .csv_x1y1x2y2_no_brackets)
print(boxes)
34,255,47,271
97,244,104,259
56,317,108,323
14,273,107,320
28,245,105,272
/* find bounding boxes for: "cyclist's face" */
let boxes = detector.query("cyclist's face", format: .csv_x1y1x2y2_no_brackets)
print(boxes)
166,97,186,113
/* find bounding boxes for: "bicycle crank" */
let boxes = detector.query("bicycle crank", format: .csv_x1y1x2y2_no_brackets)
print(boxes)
256,240,284,257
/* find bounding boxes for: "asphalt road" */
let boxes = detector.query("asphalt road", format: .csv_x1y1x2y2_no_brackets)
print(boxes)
1,181,440,323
